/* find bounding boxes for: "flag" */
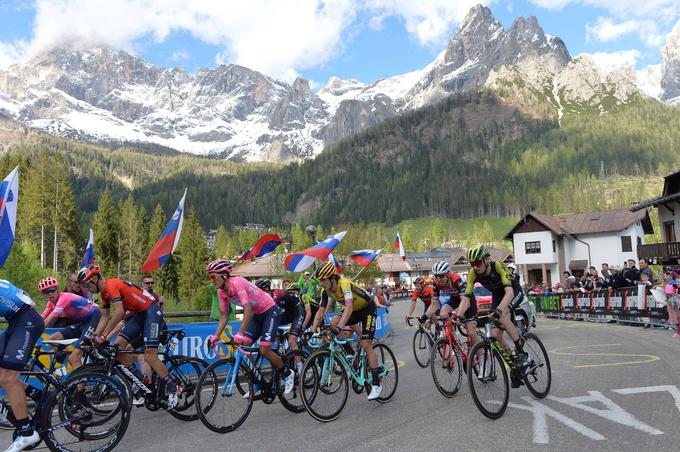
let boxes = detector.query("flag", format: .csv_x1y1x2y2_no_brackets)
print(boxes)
329,252,343,274
350,249,382,267
141,188,187,273
285,231,347,272
81,228,95,266
0,166,18,269
238,233,285,261
394,232,407,261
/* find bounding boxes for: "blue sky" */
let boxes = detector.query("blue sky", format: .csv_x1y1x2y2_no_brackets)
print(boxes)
0,1,677,87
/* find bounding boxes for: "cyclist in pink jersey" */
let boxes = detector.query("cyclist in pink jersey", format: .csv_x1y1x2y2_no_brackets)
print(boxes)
206,259,294,395
39,277,101,372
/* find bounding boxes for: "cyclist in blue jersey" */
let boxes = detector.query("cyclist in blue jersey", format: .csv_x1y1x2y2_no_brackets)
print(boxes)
0,279,45,452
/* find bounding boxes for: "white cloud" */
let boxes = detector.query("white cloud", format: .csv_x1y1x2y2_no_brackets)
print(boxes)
581,49,641,71
529,0,680,18
0,40,28,69
585,17,664,47
365,0,494,47
170,50,189,63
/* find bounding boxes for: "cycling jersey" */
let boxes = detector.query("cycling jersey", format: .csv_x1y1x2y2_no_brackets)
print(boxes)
101,279,154,313
412,286,434,306
433,273,464,304
271,289,305,337
218,277,276,315
320,277,374,312
465,261,523,309
0,279,33,319
47,292,96,320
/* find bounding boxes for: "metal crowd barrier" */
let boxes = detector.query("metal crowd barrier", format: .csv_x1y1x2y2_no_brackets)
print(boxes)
528,285,670,327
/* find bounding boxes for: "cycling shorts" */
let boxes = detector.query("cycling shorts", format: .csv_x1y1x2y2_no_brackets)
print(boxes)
342,302,377,340
280,302,305,338
441,295,476,322
120,303,164,348
490,289,524,310
0,306,45,371
60,309,101,348
244,305,282,346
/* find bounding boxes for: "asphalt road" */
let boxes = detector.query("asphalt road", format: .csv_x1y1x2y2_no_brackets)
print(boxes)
4,300,680,451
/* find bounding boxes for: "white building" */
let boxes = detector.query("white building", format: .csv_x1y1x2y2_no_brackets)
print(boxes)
505,208,653,286
632,169,680,264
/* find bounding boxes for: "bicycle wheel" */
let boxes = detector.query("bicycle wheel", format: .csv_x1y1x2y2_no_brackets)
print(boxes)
373,343,398,403
279,350,307,413
196,358,253,433
167,356,207,421
40,372,130,452
522,333,552,399
68,363,134,410
412,329,432,368
430,338,462,398
467,342,509,420
300,350,348,422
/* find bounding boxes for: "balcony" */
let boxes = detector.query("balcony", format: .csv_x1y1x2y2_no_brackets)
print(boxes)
637,242,680,262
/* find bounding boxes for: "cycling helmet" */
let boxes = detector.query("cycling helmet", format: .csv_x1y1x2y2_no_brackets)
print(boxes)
467,245,490,263
38,277,59,292
432,261,450,276
255,279,271,291
314,261,337,280
286,283,300,293
77,264,100,284
206,259,233,274
414,277,425,285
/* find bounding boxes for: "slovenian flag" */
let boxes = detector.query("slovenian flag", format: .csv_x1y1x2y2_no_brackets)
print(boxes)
81,228,95,266
285,231,347,272
141,188,186,272
239,233,285,261
0,166,19,269
329,252,343,274
350,249,382,267
394,232,406,261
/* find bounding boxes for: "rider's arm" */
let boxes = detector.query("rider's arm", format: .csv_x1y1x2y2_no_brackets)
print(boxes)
213,309,229,339
310,292,328,331
302,303,312,329
101,301,125,338
497,286,515,312
237,303,253,335
457,295,471,318
43,312,58,328
406,298,417,318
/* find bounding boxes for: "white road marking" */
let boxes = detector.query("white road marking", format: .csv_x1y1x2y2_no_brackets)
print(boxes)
612,385,680,415
548,391,663,435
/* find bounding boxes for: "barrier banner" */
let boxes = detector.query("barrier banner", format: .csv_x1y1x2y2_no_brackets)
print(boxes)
575,292,591,312
531,294,560,313
561,293,576,313
591,291,607,313
609,290,624,315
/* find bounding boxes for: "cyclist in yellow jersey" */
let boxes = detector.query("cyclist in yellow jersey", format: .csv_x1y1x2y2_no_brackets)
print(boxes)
458,245,529,386
309,262,383,400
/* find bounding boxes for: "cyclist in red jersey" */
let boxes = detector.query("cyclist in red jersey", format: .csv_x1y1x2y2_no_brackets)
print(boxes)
406,277,435,327
77,264,182,409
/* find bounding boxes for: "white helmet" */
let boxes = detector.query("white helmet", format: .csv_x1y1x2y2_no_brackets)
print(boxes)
432,261,450,276
507,263,517,272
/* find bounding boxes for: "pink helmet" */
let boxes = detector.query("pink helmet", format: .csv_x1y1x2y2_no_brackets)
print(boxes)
38,277,59,292
206,259,233,274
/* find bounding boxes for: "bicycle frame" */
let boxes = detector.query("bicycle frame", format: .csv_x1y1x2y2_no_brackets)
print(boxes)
481,319,517,371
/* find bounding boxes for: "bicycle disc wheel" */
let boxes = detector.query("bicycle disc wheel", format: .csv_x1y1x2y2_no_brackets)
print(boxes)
522,333,552,399
279,350,307,413
467,342,509,420
430,338,462,398
196,358,252,434
167,357,207,421
40,372,130,452
412,329,432,368
373,343,398,403
300,350,348,422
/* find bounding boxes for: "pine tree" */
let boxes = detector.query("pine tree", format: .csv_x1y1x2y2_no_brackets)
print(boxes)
118,195,147,281
176,207,209,308
93,189,120,277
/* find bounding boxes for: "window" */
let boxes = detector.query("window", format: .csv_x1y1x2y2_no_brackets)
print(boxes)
552,240,556,253
664,221,676,243
621,236,632,252
525,241,541,254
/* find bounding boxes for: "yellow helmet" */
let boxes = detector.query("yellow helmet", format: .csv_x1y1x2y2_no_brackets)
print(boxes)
314,261,337,280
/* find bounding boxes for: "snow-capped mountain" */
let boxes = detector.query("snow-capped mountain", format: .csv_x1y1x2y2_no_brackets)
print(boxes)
0,4,674,161
661,21,680,104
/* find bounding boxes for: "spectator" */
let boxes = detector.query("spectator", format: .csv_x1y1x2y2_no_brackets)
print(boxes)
660,271,679,337
65,272,92,300
639,272,652,287
141,274,164,310
541,282,551,294
607,265,627,289
623,259,641,285
522,283,531,296
639,259,655,284
601,263,611,280
531,284,543,294
552,282,564,293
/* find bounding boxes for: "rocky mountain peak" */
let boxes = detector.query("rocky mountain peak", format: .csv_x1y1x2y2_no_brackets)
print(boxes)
661,21,680,102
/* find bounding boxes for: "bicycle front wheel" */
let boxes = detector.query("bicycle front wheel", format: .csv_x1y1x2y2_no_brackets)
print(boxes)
196,358,253,434
522,333,552,399
279,349,307,413
467,341,509,420
167,356,208,421
40,372,130,452
300,350,348,422
412,329,432,368
430,338,462,398
373,342,398,403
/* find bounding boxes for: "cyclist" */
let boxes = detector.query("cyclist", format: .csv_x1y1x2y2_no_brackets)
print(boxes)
430,261,481,347
309,262,383,400
205,259,294,395
255,280,305,375
406,277,435,327
460,245,529,387
0,280,45,452
39,277,101,373
300,285,321,330
76,264,182,409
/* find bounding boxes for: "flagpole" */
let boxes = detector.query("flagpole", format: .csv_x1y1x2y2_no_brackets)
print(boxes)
352,265,368,281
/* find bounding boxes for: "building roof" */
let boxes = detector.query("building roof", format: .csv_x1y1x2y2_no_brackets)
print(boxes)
376,254,412,272
631,168,680,211
231,254,285,278
505,208,653,239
